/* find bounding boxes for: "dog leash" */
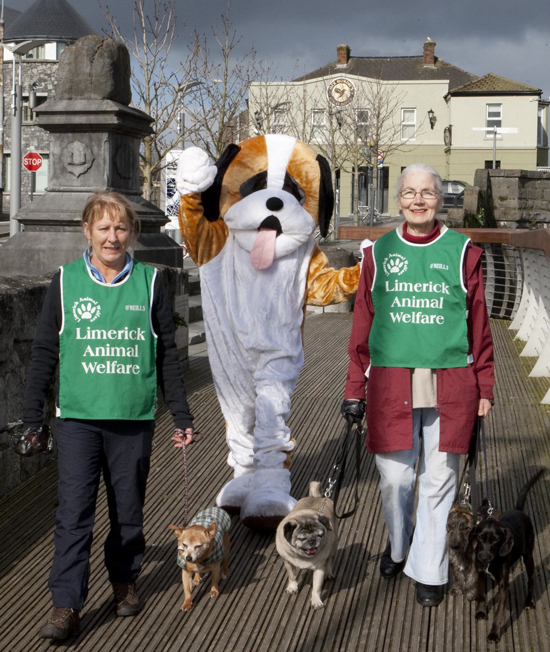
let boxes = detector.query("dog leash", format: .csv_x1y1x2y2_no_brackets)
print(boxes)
323,416,363,519
454,416,488,512
176,429,203,527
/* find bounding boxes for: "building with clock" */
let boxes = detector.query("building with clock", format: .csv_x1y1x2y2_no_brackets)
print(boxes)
247,40,548,218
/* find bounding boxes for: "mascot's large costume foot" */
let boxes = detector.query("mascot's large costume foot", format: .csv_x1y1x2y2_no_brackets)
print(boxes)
177,135,361,532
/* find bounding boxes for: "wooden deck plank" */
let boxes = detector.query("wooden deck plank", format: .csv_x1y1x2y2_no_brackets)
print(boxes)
2,314,550,651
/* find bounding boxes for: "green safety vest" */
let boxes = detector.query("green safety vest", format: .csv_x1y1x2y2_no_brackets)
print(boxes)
58,257,158,420
369,227,470,369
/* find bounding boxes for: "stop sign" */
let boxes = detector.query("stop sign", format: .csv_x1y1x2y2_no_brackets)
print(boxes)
23,152,43,172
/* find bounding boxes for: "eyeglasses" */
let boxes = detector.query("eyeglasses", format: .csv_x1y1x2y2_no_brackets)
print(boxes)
400,189,439,200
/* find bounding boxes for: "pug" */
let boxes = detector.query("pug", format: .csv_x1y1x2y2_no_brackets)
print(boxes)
275,481,338,609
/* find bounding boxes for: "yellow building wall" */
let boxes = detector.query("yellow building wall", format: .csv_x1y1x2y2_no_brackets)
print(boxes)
449,95,539,149
248,78,544,218
448,149,538,185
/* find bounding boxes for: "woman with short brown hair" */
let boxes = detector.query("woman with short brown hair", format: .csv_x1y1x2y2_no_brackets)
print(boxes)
22,192,194,640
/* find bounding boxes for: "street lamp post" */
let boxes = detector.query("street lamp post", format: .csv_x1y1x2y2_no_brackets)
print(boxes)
1,39,48,235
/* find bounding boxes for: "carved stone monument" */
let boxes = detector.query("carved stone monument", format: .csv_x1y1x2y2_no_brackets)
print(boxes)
0,35,181,276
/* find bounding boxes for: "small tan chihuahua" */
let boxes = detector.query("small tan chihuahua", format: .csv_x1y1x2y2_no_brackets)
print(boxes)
169,507,231,612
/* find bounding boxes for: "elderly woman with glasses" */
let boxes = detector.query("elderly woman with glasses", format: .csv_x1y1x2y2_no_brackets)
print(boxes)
342,163,494,607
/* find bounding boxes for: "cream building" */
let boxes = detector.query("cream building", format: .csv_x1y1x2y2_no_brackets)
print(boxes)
248,40,548,218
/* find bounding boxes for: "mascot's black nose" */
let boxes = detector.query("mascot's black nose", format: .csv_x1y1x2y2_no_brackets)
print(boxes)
266,197,284,211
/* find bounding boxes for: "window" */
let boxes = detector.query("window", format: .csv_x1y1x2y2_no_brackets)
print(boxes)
22,95,48,125
401,108,416,140
32,154,49,193
486,104,502,132
356,109,369,142
24,45,46,60
56,42,67,60
271,109,287,134
484,160,501,170
311,109,326,142
538,106,547,148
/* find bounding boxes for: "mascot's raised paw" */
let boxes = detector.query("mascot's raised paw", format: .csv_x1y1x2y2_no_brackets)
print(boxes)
240,468,297,533
176,147,217,196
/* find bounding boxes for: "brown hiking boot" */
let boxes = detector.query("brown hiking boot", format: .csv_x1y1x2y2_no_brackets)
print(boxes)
39,607,80,640
112,581,141,616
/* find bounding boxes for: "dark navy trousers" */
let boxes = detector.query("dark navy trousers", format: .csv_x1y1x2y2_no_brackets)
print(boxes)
50,419,154,610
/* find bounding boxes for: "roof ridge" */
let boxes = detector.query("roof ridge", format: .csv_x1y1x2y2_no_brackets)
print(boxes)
450,71,541,94
435,58,479,79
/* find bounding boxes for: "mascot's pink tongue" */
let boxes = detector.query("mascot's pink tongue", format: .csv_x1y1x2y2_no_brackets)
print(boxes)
250,228,277,270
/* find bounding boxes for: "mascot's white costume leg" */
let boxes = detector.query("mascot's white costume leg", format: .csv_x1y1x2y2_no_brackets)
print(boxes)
177,134,360,532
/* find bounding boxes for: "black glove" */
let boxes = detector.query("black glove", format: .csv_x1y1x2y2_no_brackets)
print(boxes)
7,421,53,457
340,399,365,422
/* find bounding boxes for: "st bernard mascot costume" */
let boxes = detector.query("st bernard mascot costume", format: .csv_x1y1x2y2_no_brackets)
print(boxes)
177,134,360,531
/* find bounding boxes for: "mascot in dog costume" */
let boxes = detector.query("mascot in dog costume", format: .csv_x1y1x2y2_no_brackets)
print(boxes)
177,134,360,531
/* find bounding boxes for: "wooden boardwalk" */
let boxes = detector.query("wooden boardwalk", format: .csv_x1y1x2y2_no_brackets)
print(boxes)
1,314,550,651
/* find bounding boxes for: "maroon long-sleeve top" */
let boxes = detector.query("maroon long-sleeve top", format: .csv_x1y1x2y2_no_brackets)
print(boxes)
345,223,495,455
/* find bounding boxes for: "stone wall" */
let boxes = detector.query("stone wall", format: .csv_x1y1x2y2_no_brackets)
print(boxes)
0,275,54,493
0,265,189,496
480,169,550,228
464,169,550,229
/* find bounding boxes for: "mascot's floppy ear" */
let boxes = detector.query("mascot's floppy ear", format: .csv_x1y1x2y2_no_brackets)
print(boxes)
202,144,241,222
316,154,334,238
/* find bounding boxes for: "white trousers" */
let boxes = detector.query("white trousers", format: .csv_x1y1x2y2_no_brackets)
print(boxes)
374,408,460,585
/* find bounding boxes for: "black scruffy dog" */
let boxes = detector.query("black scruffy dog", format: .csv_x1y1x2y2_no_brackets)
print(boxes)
447,502,477,600
470,468,546,643
447,499,501,600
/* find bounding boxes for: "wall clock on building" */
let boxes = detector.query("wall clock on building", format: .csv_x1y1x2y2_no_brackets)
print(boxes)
328,78,355,106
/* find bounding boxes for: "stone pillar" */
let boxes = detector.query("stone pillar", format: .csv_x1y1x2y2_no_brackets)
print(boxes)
0,35,181,276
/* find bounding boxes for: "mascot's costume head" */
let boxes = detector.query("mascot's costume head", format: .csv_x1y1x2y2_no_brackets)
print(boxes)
177,134,359,532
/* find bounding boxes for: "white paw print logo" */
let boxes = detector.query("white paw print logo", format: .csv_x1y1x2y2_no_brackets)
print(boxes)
73,298,101,322
383,253,408,276
387,257,404,273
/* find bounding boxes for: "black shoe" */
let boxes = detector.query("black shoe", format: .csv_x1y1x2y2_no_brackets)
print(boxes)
415,582,444,607
380,543,406,578
112,581,142,616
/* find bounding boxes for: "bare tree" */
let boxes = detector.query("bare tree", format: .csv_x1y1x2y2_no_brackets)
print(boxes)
248,73,348,218
249,70,419,224
353,76,412,223
248,61,297,137
185,4,256,159
101,0,197,202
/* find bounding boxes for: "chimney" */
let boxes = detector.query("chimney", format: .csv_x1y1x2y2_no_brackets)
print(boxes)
337,44,351,65
423,38,436,67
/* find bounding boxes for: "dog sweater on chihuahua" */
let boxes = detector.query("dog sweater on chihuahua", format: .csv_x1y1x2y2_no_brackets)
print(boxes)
170,507,232,612
174,507,231,570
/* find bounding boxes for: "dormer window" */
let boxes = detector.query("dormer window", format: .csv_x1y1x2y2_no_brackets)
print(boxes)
24,45,46,60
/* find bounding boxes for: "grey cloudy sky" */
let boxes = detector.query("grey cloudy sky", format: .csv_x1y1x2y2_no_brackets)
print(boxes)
12,0,550,96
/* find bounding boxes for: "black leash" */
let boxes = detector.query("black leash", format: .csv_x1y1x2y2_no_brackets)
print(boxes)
454,416,486,512
323,416,363,519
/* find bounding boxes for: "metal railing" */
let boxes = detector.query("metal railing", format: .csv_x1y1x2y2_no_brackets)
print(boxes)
481,244,523,320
